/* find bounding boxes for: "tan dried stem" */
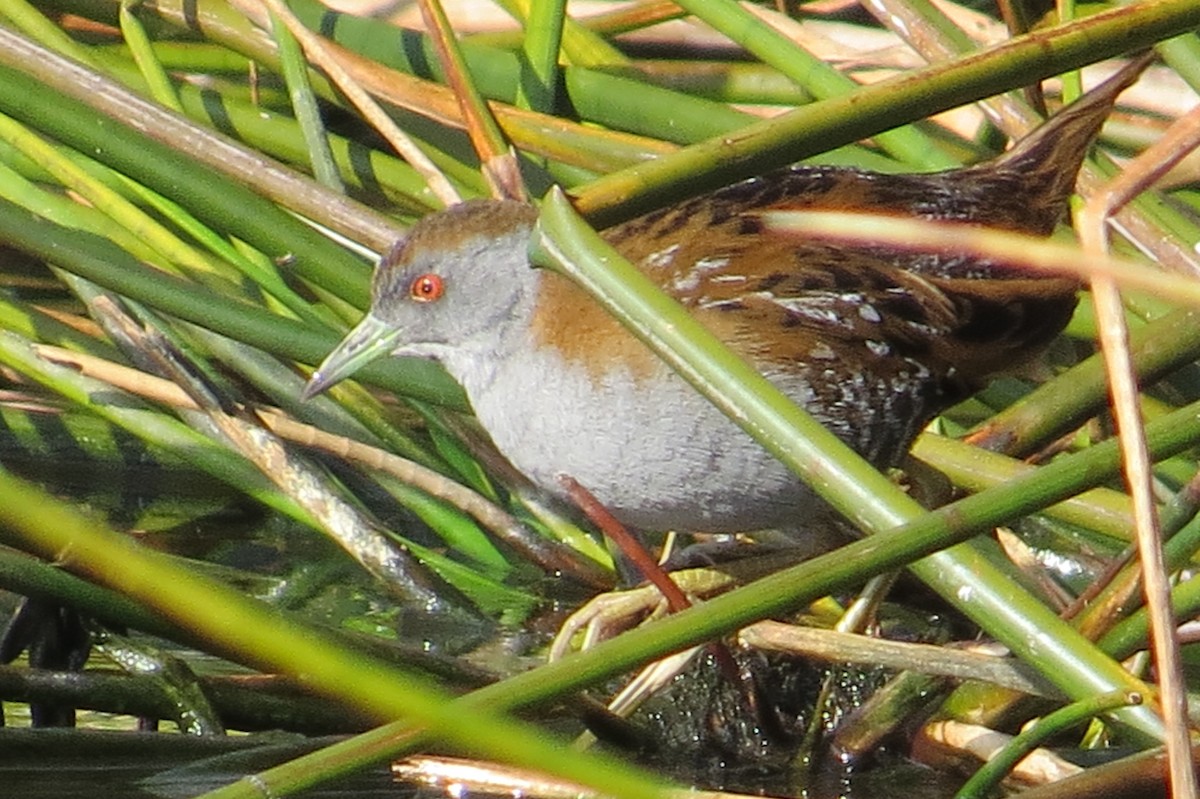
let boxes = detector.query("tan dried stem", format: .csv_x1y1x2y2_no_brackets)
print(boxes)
415,0,526,201
30,343,611,586
236,0,461,207
1077,101,1200,799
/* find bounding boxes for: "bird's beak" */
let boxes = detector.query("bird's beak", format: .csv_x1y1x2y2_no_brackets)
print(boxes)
301,313,401,400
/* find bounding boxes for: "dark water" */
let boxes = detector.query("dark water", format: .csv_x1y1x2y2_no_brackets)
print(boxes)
0,726,958,799
0,727,399,798
0,435,966,799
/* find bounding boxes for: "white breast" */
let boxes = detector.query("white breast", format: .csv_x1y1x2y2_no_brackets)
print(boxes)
453,338,826,534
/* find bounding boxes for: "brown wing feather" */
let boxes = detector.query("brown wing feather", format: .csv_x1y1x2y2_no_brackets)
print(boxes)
538,54,1148,384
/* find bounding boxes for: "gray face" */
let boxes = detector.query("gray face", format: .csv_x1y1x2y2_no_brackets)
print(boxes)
370,200,538,360
303,200,539,398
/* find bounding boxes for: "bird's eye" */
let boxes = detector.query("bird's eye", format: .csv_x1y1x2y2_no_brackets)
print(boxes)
409,273,444,303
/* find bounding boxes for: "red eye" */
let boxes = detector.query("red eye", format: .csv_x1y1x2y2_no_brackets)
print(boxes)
410,273,444,303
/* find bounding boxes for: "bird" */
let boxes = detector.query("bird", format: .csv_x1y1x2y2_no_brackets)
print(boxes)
303,59,1145,543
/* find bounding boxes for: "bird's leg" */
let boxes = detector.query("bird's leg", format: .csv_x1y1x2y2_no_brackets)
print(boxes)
556,475,790,743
